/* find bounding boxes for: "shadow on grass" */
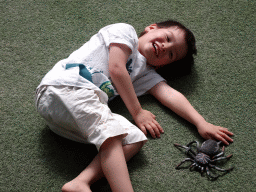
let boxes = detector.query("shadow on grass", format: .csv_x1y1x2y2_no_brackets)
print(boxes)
175,164,233,181
156,58,199,96
39,126,148,191
109,62,200,139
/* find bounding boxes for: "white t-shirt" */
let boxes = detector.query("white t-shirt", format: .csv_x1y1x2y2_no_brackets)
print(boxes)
37,23,165,100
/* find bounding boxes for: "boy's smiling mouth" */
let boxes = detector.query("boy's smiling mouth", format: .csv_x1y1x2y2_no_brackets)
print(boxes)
152,42,160,57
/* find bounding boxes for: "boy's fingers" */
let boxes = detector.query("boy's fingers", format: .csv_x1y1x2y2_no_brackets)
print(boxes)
151,123,161,138
146,125,156,138
139,125,147,136
150,113,156,119
223,129,234,136
217,133,233,145
145,123,161,139
153,119,164,133
137,116,163,139
150,122,163,138
221,132,233,143
213,134,228,145
219,127,234,136
221,138,229,146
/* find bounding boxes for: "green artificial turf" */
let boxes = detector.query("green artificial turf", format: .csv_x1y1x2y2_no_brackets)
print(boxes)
1,0,255,191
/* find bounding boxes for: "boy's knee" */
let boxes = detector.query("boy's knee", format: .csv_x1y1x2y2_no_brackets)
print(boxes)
136,140,146,150
100,134,125,151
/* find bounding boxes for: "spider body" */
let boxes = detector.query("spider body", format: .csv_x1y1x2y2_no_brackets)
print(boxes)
195,153,210,165
174,139,234,179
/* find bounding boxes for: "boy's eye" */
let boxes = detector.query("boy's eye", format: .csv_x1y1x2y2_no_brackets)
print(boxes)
166,36,170,42
169,52,173,60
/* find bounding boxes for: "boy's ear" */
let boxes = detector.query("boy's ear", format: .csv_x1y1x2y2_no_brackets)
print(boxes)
144,24,158,32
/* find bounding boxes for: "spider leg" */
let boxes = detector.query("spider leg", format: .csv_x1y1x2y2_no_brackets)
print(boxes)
209,164,234,172
186,141,199,155
174,143,189,150
211,154,233,163
213,151,224,159
174,143,195,158
186,141,199,148
189,163,197,171
206,166,219,179
201,166,204,174
213,146,225,159
176,158,194,169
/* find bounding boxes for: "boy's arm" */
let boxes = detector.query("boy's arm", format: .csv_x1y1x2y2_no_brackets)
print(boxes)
109,43,164,138
149,81,234,145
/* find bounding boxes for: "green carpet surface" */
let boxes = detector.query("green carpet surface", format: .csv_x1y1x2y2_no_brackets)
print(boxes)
1,0,255,191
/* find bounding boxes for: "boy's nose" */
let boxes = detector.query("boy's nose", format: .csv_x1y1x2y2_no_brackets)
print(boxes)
162,43,171,53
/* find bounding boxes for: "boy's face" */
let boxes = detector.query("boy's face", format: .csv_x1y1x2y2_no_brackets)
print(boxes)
138,24,187,67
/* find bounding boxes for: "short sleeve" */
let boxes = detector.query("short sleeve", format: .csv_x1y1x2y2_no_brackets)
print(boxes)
133,69,166,97
99,23,138,53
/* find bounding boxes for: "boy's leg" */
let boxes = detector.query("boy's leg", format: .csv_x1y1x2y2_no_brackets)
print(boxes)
62,140,144,192
99,135,133,192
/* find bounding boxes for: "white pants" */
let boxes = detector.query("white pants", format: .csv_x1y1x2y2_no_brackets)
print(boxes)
36,85,147,150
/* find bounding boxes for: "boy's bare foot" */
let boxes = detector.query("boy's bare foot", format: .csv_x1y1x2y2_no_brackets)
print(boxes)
62,179,92,192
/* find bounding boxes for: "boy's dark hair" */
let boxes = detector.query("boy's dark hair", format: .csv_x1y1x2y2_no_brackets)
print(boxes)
140,20,197,79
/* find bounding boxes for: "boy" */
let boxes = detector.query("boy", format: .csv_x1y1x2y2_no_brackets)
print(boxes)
36,20,233,192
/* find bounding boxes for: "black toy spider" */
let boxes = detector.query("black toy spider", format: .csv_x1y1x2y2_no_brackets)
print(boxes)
174,139,234,179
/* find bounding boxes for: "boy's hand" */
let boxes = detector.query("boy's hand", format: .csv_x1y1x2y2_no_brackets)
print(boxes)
197,121,234,145
133,109,164,139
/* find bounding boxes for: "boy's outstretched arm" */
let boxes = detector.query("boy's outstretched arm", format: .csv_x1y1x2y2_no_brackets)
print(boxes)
109,43,164,138
148,81,234,145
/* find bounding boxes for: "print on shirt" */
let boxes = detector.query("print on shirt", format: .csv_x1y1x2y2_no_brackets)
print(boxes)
65,64,115,98
66,64,93,82
126,59,133,75
99,81,114,98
